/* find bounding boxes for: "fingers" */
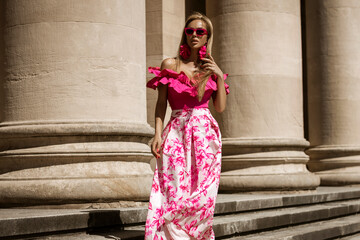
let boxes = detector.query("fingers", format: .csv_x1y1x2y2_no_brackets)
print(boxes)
201,56,215,69
201,63,213,68
151,140,161,159
204,67,215,72
201,54,218,73
151,144,156,157
152,147,160,159
155,143,161,159
201,57,212,63
201,62,215,72
208,53,214,61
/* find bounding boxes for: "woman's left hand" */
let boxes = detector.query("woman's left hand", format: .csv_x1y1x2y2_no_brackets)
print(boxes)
201,53,224,79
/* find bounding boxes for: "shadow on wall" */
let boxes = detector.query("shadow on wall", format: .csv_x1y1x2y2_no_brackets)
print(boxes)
186,0,206,18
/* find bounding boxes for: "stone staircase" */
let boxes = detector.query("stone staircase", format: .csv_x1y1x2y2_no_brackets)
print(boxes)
1,186,360,240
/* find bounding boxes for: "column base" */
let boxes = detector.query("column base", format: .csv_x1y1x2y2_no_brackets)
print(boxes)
220,170,320,192
0,161,153,207
317,169,360,186
219,138,320,192
307,145,360,186
0,121,154,207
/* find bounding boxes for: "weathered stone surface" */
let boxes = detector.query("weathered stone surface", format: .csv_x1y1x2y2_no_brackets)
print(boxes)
145,0,185,128
0,207,147,238
206,0,320,191
213,198,360,237
230,214,360,240
17,200,148,210
339,232,360,240
216,186,360,214
0,0,154,206
2,186,360,239
17,213,360,240
305,0,360,185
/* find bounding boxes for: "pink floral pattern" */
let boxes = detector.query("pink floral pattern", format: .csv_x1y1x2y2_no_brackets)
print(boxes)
145,108,222,240
145,66,229,239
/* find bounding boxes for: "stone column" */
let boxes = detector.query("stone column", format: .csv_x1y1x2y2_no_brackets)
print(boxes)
0,2,4,124
0,0,154,206
305,0,360,185
207,0,320,191
146,0,185,128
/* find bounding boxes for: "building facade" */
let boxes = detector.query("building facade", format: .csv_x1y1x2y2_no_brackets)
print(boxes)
0,0,359,206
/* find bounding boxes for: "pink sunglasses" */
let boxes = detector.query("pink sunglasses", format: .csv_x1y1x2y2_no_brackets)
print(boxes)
184,28,208,36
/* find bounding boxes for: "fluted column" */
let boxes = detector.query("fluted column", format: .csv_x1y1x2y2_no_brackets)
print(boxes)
305,0,360,185
207,0,320,191
0,0,154,206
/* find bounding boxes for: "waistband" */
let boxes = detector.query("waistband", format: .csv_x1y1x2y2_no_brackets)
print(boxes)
171,107,210,117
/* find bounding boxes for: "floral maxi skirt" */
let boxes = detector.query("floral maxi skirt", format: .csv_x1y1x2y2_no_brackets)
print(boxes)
145,108,222,240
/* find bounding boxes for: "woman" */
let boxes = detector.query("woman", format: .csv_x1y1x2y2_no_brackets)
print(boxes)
145,12,229,240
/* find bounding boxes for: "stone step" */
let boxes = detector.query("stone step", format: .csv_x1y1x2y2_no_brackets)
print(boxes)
17,228,145,240
224,214,360,240
215,186,360,215
0,208,147,239
213,198,360,238
336,232,360,240
12,196,360,240
2,186,360,239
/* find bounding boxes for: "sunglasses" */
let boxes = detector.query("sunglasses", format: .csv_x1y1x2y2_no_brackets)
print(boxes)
184,28,208,36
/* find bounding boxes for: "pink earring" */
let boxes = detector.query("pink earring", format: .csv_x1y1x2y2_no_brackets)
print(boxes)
199,44,207,59
180,44,191,59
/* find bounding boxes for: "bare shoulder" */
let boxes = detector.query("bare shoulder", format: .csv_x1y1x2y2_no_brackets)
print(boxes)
160,58,176,71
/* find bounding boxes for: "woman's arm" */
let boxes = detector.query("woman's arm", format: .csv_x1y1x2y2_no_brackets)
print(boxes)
153,84,167,141
201,54,227,112
212,74,227,113
151,58,175,158
151,84,167,158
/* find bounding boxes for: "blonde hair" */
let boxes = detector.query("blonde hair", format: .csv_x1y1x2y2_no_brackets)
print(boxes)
175,12,214,101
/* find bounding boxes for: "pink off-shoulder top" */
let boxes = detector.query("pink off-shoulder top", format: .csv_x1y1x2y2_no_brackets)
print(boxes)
146,67,229,110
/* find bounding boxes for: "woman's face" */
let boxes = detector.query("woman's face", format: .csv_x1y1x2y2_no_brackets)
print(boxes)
186,19,208,49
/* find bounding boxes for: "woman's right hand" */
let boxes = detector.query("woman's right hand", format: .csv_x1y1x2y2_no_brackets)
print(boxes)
151,134,162,159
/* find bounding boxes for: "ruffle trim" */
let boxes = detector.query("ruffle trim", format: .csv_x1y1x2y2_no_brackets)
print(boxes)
146,67,229,96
